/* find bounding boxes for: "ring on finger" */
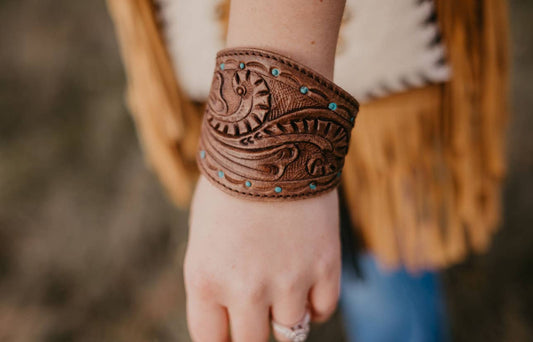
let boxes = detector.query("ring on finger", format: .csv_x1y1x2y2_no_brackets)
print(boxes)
271,310,311,342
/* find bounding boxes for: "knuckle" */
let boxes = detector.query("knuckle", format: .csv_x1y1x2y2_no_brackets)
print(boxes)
276,273,304,294
313,299,338,323
185,270,213,297
312,286,340,323
234,280,267,303
315,253,339,277
314,306,337,323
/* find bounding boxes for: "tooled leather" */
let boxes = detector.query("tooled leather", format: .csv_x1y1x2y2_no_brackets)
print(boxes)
197,48,359,200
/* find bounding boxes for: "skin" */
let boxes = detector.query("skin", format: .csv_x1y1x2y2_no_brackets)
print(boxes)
185,1,347,341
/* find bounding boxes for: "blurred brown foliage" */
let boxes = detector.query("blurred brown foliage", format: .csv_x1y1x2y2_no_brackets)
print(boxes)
0,0,532,341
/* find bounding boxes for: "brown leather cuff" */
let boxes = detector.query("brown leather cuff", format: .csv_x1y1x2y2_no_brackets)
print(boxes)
197,48,359,200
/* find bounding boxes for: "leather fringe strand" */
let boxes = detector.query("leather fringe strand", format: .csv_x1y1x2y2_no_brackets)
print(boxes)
342,0,509,271
107,0,201,206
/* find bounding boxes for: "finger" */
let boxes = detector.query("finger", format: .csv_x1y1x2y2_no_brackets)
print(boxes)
271,291,310,342
309,275,341,323
187,296,229,342
228,304,270,342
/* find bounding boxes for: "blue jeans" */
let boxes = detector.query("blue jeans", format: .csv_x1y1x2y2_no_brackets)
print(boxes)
340,253,449,342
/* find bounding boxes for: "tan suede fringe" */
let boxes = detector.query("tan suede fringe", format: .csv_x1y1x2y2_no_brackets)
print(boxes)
106,0,509,271
343,0,509,271
107,0,201,206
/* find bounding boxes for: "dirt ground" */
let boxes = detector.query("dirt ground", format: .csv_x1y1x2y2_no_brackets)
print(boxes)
0,0,531,341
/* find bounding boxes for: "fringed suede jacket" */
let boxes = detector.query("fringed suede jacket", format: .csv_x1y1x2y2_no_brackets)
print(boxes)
107,0,509,272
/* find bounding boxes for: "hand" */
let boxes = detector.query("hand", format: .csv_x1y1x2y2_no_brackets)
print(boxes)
184,176,341,342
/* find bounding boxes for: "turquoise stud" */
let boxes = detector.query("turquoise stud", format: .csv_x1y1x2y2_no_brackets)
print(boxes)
309,183,317,190
337,171,342,178
274,186,282,193
199,150,206,159
245,181,252,188
220,63,225,70
300,86,308,94
218,171,225,178
350,116,355,123
271,68,280,77
239,62,245,69
328,102,337,111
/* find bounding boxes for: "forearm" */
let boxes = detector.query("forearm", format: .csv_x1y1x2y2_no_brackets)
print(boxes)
226,0,346,80
187,2,349,340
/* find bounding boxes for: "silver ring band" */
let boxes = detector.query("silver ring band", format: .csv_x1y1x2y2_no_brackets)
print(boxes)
272,311,311,342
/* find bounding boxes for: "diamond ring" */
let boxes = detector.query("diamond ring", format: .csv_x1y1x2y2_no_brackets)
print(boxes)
272,311,311,342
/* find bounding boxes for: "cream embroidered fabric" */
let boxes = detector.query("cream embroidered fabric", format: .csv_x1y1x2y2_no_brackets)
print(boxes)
335,0,450,101
158,0,450,103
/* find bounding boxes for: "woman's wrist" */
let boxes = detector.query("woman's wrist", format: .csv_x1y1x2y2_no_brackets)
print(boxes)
196,0,356,201
226,0,346,80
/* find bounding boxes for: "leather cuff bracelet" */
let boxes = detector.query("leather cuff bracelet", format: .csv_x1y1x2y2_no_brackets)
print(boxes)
197,48,359,200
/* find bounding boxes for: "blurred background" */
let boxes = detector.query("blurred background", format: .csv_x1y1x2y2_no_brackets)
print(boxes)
0,0,532,341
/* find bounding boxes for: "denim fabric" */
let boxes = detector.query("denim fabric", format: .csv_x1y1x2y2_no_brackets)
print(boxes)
340,253,449,342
